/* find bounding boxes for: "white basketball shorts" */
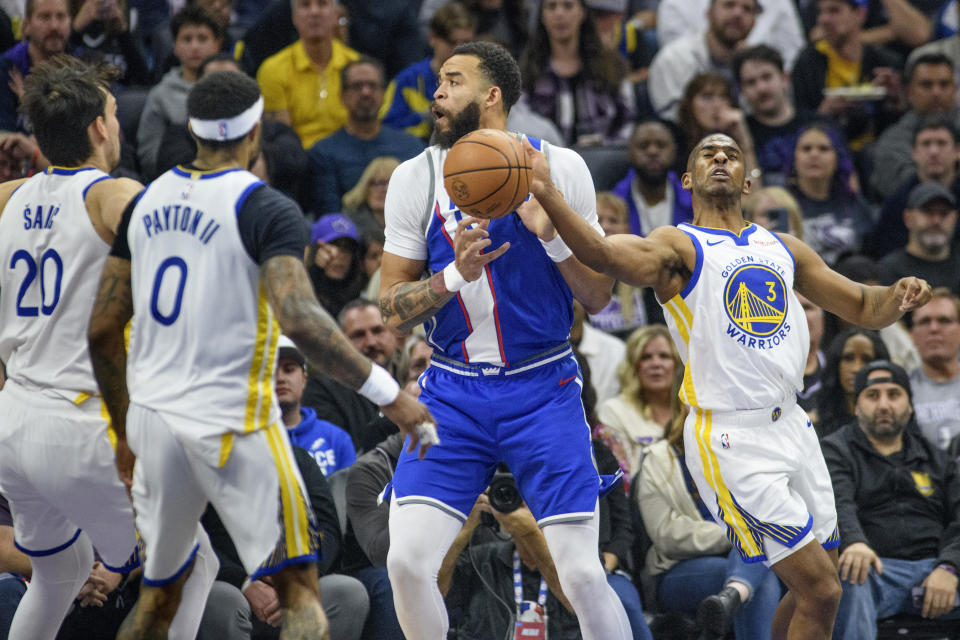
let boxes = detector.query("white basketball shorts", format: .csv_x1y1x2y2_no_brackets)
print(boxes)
683,397,839,566
127,403,318,586
0,380,138,570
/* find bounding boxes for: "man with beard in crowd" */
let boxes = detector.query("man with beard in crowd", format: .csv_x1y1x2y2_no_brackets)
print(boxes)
612,120,693,237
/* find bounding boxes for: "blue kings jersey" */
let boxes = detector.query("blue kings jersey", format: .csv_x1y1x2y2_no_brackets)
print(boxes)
0,167,111,397
125,167,282,443
383,135,603,366
661,223,809,412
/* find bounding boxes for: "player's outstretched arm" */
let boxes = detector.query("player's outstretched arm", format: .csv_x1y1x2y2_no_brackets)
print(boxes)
783,234,932,328
88,255,135,487
379,217,509,332
521,140,693,298
261,255,437,457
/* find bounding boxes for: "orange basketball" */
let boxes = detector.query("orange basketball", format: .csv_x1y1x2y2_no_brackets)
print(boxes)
442,129,532,219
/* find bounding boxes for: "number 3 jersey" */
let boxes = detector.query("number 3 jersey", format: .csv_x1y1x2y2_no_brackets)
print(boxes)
661,223,809,412
0,167,111,397
115,166,307,442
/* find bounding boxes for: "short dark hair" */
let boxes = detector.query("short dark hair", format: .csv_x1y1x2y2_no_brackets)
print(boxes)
340,56,385,90
733,44,784,83
906,52,954,84
912,115,958,146
20,56,118,166
451,41,521,113
170,5,224,42
337,297,378,328
430,1,476,40
187,70,261,150
199,52,240,77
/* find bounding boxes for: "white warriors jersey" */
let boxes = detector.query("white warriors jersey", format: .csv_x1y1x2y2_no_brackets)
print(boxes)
0,167,111,398
126,167,281,441
661,222,809,412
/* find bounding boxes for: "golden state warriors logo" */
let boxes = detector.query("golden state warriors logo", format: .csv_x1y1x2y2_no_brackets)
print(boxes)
724,265,788,337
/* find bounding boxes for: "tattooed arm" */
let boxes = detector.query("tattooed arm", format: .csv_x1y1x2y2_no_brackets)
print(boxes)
262,256,436,451
88,256,135,487
379,217,510,332
262,255,373,388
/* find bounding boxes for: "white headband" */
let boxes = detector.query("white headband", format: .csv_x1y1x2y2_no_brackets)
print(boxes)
189,96,264,142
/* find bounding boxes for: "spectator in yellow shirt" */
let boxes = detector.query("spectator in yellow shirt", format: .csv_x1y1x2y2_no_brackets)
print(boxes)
257,0,361,148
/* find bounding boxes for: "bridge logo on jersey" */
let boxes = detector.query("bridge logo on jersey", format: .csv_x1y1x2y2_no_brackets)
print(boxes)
723,264,792,350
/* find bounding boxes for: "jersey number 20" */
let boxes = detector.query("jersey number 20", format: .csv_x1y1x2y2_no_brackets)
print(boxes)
9,248,63,317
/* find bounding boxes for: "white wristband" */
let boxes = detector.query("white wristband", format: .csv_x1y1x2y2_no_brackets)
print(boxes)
539,234,573,262
442,262,469,292
358,363,401,406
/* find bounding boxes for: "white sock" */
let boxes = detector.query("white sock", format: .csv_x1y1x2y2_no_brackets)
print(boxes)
386,500,463,640
542,508,632,640
9,532,95,640
169,526,220,640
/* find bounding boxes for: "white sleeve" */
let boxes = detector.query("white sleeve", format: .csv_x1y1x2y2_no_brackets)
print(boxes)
656,0,707,47
383,152,432,261
545,144,605,237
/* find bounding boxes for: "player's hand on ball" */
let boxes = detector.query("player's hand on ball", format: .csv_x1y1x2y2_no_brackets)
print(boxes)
381,390,439,459
521,138,554,198
453,216,510,281
517,195,557,241
895,277,931,311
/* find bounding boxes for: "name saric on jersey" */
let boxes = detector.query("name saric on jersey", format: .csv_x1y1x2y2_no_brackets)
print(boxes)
22,203,61,230
141,203,221,245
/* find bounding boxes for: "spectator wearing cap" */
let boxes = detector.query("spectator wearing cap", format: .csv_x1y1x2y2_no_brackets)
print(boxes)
276,336,356,476
791,0,902,151
821,360,960,640
877,182,960,295
867,116,960,259
307,214,367,318
308,57,423,216
908,289,960,450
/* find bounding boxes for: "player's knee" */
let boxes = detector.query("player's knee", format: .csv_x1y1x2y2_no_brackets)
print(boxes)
798,571,842,613
386,545,431,587
555,557,606,603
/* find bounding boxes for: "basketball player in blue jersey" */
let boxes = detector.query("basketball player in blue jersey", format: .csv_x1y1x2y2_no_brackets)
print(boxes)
0,57,220,640
528,131,933,640
87,71,435,640
379,41,639,640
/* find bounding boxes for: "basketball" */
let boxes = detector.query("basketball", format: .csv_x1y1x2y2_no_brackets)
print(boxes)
442,129,532,219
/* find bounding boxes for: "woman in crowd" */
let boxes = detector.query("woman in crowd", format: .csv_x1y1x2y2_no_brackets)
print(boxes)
815,328,890,439
638,405,782,639
744,186,805,239
519,0,634,147
783,123,875,267
676,72,759,180
342,156,400,239
597,325,682,478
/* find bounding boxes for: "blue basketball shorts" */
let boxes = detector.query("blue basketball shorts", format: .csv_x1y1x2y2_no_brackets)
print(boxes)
391,350,601,525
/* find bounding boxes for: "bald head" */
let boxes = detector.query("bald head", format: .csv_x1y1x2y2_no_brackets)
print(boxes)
686,133,741,172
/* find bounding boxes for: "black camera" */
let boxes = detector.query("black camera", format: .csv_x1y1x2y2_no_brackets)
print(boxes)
488,470,523,513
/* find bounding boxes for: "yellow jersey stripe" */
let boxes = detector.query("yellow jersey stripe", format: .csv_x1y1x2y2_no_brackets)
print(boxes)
100,397,117,450
665,296,697,406
244,284,271,433
266,425,311,557
664,298,690,346
675,296,694,328
218,433,234,468
255,313,280,431
695,410,763,558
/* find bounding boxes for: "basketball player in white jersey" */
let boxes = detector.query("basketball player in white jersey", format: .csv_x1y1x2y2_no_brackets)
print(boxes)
527,132,932,640
87,70,434,639
0,56,219,640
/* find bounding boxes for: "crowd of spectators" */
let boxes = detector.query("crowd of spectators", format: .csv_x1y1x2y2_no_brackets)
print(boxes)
1,0,960,638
